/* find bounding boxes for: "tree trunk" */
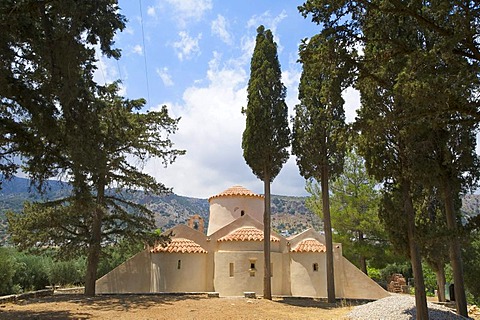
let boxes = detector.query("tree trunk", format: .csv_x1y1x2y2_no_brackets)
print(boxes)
433,263,446,302
442,181,468,317
84,205,103,296
402,181,429,320
358,231,368,275
84,181,105,297
321,165,336,303
263,172,272,300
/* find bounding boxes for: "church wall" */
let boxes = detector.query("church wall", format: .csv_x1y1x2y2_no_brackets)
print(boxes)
290,253,327,297
207,197,264,235
151,252,208,292
213,251,283,296
96,250,152,293
335,257,390,300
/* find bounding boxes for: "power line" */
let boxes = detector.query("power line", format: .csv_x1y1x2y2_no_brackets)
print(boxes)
139,0,151,108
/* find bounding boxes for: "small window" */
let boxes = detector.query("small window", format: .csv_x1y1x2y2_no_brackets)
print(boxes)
177,260,182,269
229,263,234,277
241,210,245,216
313,263,318,272
249,258,257,277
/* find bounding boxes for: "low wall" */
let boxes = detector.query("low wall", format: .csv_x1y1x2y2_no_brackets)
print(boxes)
0,289,54,304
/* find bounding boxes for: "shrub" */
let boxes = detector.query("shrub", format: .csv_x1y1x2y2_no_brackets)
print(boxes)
0,247,18,295
12,254,51,292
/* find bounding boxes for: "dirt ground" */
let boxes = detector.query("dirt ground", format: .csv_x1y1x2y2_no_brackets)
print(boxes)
0,294,355,320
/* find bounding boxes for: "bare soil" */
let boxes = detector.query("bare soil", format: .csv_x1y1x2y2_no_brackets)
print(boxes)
0,294,355,320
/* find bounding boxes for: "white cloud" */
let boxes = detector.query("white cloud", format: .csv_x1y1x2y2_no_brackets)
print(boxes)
165,0,212,28
132,44,143,55
239,10,288,64
172,31,202,61
93,47,127,96
147,6,156,17
146,51,308,198
247,10,287,37
156,67,174,87
342,87,361,123
211,14,233,45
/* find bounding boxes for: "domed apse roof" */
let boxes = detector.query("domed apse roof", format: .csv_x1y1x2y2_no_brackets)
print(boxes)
150,238,208,254
208,185,264,202
290,238,326,253
218,226,280,242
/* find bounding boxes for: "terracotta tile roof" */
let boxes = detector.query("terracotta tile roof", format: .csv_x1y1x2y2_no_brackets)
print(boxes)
290,238,326,253
150,238,207,254
218,227,280,242
208,185,264,201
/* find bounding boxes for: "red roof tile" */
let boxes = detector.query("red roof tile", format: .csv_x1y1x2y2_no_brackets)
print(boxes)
218,227,280,242
208,185,264,201
150,238,207,254
290,239,326,253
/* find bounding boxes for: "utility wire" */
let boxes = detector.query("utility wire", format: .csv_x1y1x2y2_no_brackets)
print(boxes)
139,0,151,108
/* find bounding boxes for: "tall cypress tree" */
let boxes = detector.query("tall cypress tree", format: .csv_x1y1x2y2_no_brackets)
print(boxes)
292,34,349,303
242,25,290,300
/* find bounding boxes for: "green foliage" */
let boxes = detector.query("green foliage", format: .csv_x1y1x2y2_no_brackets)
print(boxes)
48,258,85,287
242,25,290,182
366,266,381,282
0,247,18,295
7,83,182,295
0,248,87,294
463,231,480,304
292,34,349,182
12,253,51,292
0,0,127,185
330,149,392,269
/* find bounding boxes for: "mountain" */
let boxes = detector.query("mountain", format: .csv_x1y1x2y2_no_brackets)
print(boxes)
0,177,321,245
4,176,478,247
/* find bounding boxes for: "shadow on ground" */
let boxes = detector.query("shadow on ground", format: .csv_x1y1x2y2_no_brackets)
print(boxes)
0,309,87,320
0,293,207,317
275,297,367,310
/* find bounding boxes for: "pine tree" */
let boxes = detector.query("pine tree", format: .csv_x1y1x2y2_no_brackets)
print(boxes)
8,83,184,296
242,25,290,300
324,148,387,274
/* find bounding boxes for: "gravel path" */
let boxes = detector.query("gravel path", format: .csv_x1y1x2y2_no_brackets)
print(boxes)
347,295,468,320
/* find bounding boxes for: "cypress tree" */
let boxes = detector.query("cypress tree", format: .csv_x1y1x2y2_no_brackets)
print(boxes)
292,33,349,303
242,25,290,300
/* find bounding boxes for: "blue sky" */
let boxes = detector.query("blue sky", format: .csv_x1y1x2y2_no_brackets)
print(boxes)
94,0,361,198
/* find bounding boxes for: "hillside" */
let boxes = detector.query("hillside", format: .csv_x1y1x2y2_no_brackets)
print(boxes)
3,176,479,246
0,177,321,245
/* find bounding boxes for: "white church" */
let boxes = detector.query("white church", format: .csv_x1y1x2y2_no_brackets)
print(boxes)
96,185,389,299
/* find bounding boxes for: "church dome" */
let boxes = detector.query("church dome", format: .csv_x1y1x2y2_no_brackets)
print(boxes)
208,185,264,202
207,185,265,236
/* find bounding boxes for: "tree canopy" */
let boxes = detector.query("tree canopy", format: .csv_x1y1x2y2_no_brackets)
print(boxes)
2,1,184,296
